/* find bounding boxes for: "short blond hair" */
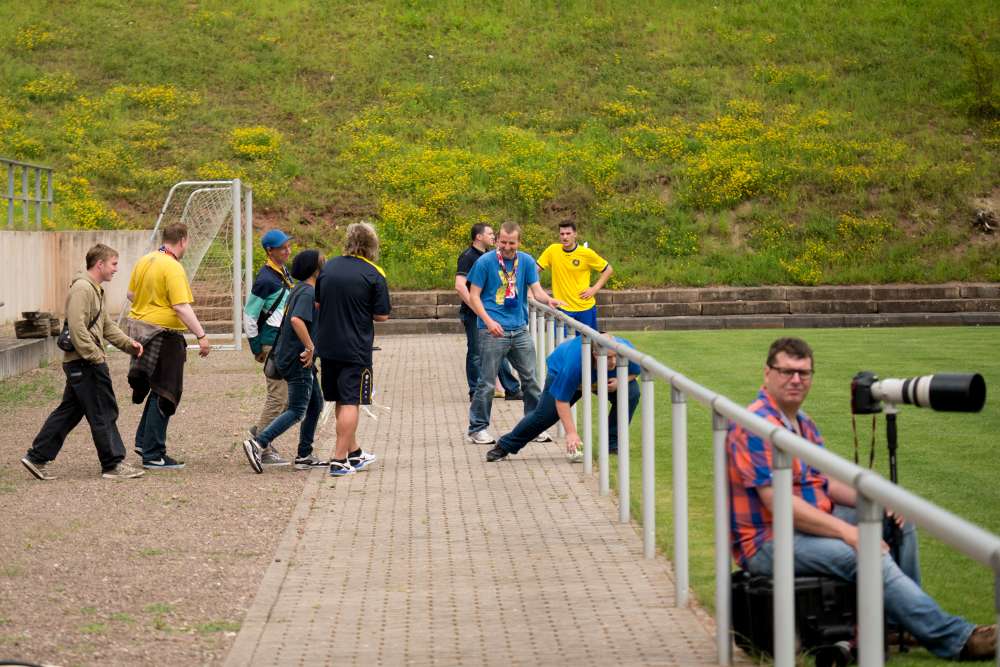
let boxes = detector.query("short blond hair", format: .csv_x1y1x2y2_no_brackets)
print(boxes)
343,222,380,261
499,221,521,239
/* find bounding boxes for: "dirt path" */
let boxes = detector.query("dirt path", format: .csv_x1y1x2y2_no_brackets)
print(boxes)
0,347,316,666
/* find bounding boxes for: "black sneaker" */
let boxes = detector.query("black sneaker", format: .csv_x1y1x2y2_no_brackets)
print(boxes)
486,446,508,462
294,454,328,470
142,455,185,469
504,391,524,401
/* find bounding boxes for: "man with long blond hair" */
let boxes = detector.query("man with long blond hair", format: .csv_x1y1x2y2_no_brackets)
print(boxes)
314,222,391,476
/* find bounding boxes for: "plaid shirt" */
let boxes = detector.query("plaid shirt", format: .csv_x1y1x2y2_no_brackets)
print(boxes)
728,386,833,569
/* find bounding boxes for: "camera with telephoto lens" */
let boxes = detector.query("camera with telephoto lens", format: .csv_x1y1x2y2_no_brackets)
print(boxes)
851,372,986,414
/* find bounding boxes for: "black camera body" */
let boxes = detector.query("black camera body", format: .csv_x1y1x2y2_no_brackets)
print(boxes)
851,371,883,415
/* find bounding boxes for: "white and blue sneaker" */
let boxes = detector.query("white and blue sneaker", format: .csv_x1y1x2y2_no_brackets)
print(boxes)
329,460,356,476
348,449,377,470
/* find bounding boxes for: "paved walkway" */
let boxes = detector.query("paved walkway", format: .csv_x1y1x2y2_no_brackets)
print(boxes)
225,334,720,666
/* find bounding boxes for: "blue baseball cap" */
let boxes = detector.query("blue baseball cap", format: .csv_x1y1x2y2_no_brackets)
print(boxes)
261,229,294,250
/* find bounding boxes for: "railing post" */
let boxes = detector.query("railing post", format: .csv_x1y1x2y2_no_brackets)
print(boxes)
534,309,544,371
772,447,796,667
7,163,13,229
856,492,885,667
34,167,41,230
543,313,554,383
47,168,53,224
231,178,243,351
556,322,566,436
617,361,630,524
529,304,536,340
597,343,609,497
672,386,689,606
641,369,655,558
581,336,592,476
712,410,731,666
22,165,28,229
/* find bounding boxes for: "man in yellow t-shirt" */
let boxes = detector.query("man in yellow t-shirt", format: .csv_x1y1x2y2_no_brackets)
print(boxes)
536,221,613,332
126,221,210,470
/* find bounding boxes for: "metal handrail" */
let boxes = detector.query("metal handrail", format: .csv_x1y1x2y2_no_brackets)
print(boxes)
2,157,54,230
527,297,1000,667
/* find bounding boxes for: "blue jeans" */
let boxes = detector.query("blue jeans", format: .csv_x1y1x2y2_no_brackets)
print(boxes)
257,366,323,459
498,374,640,455
469,327,539,434
746,505,974,659
136,392,171,461
461,312,520,397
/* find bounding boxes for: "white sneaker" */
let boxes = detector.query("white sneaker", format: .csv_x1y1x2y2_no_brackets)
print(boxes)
467,430,495,445
329,460,356,476
348,449,377,470
534,431,553,443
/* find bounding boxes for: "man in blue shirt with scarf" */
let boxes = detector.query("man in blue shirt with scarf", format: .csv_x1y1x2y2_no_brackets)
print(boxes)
466,221,564,445
486,331,640,461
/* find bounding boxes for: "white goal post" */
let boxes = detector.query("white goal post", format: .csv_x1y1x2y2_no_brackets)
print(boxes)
118,179,253,351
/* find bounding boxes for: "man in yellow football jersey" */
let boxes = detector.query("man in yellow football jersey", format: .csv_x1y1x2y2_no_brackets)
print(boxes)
125,222,211,470
536,221,613,332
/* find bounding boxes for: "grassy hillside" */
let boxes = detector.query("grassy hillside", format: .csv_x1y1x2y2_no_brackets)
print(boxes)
2,0,999,288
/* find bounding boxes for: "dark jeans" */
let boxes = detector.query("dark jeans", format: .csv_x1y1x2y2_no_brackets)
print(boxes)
27,360,126,473
257,366,323,458
461,312,520,397
136,392,171,462
498,374,640,456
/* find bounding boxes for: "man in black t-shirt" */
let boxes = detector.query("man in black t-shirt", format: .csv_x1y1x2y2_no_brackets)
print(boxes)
455,223,522,402
315,222,392,476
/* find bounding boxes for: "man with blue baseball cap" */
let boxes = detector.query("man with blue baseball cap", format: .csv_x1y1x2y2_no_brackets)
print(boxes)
242,229,295,467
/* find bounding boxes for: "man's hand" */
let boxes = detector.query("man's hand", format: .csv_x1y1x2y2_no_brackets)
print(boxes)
566,432,582,454
254,351,266,363
887,510,906,530
546,296,567,310
132,341,143,358
300,348,314,368
607,377,618,393
485,317,504,338
579,286,599,301
840,524,890,556
198,338,211,357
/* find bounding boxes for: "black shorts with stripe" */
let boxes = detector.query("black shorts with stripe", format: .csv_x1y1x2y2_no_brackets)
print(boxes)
320,359,372,406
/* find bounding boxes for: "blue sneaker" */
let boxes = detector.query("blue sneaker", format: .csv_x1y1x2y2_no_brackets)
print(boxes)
142,454,185,469
348,449,377,470
329,460,356,476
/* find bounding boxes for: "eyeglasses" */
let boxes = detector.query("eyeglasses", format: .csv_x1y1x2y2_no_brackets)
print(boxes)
768,366,814,380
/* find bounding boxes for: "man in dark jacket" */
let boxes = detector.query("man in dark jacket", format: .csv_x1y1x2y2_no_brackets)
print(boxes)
22,244,144,480
242,229,294,466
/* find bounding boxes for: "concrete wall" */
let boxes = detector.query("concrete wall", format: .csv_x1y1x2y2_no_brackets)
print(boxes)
0,230,157,323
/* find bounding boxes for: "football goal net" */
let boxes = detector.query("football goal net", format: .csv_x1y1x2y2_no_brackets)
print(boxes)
118,180,253,351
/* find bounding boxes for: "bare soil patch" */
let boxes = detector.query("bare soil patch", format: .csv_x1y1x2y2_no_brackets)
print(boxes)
0,349,317,666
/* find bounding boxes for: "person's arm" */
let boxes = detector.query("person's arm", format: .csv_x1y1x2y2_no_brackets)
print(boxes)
757,485,888,553
827,477,857,507
66,287,106,364
102,312,142,357
556,398,582,453
454,274,475,310
290,316,314,368
126,289,135,301
469,284,503,338
172,302,210,357
528,281,566,310
580,264,613,301
374,313,389,322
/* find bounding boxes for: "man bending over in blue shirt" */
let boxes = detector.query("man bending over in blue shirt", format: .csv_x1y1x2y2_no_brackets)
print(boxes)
486,332,640,462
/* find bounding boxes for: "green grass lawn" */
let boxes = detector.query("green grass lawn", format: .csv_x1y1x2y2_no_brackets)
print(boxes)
2,0,999,287
601,327,999,665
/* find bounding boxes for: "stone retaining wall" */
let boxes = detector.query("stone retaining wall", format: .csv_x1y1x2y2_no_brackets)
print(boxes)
376,284,1000,335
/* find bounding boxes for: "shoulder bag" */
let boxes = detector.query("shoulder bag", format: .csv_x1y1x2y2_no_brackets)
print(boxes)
57,281,104,352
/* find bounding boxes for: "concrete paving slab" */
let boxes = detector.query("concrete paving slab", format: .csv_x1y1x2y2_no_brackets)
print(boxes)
225,334,726,667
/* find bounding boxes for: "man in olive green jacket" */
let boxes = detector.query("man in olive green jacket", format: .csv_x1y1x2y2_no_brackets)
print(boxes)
22,243,145,481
